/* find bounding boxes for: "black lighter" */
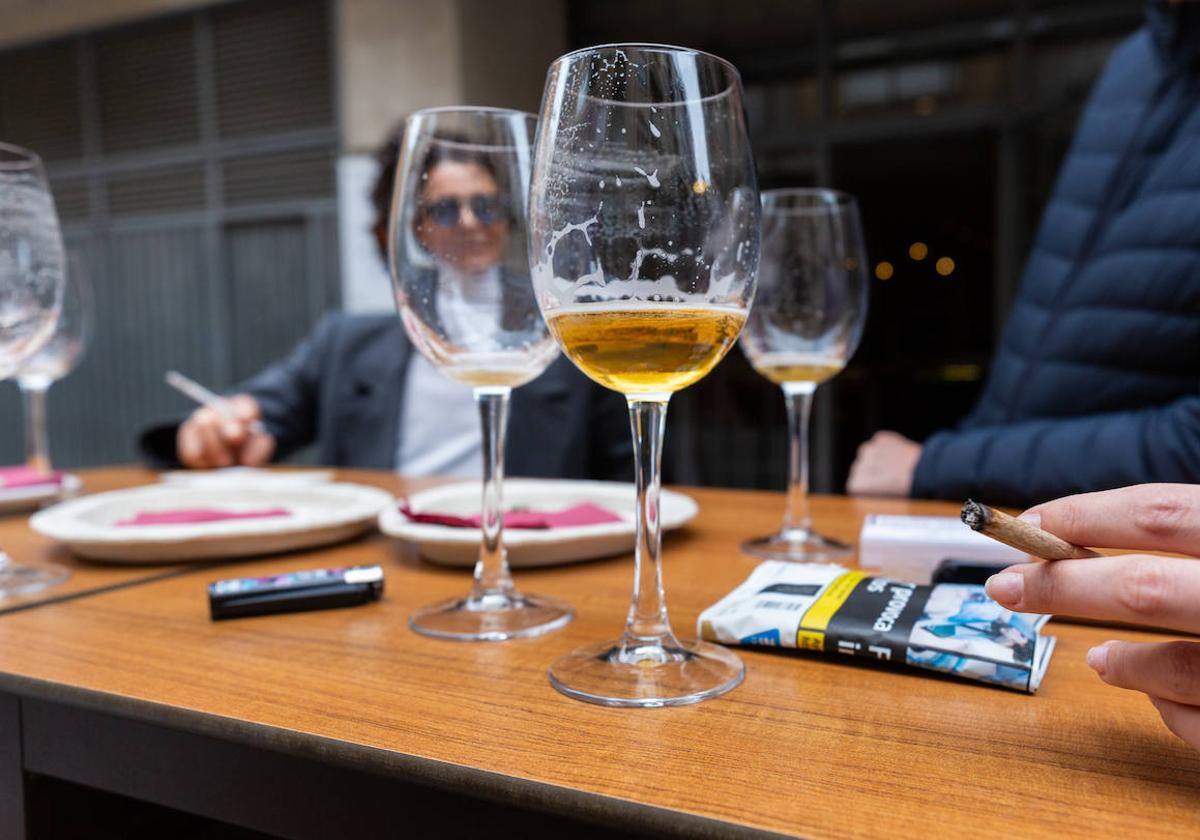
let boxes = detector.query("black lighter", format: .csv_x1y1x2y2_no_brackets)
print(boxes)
208,565,384,620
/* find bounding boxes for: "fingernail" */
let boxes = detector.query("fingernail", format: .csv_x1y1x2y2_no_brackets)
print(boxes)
985,572,1023,605
1018,512,1041,528
1087,642,1112,676
223,423,241,437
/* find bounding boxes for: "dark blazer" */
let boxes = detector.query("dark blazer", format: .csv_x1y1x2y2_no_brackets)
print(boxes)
141,312,634,482
911,2,1200,507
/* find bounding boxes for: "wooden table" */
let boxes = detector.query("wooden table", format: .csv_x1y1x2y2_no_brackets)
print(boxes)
0,467,1196,838
0,467,223,615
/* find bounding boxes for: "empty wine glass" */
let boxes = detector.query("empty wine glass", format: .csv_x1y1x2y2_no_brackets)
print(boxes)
388,107,572,641
0,142,69,597
739,188,868,561
530,44,761,706
18,249,91,475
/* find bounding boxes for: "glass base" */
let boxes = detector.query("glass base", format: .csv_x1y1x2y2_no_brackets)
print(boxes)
0,562,70,599
549,637,745,708
408,591,573,641
741,528,853,562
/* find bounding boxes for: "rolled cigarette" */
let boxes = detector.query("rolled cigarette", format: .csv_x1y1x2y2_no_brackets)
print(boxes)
960,499,1100,561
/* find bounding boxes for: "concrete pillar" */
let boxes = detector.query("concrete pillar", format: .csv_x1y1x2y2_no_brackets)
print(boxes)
335,0,567,312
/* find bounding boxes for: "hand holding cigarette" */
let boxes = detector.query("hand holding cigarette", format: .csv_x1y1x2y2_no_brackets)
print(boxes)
969,484,1200,754
166,370,275,469
961,500,1100,560
176,392,275,469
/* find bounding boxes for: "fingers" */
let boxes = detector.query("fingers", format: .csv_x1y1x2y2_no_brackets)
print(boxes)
191,408,234,468
846,458,883,496
177,421,206,469
217,405,251,446
1088,640,1200,706
176,400,269,469
846,431,919,497
227,394,261,423
846,455,869,495
985,554,1200,634
1148,695,1200,751
1022,484,1200,556
239,432,276,466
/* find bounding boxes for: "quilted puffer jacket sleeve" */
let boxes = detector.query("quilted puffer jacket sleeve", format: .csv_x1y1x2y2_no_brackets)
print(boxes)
911,393,1200,507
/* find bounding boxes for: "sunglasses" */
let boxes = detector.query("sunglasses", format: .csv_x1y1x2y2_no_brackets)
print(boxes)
420,194,506,227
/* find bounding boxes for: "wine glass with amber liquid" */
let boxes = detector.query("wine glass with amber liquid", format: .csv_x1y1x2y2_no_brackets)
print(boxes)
529,44,761,707
739,188,868,561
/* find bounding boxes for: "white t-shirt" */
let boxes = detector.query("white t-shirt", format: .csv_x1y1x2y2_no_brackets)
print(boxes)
434,265,504,348
394,266,502,477
395,352,481,478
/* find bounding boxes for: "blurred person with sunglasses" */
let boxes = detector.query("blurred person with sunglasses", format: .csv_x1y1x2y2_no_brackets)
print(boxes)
848,0,1200,507
139,130,632,481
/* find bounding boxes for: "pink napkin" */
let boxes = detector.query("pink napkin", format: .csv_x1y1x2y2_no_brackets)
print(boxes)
399,502,622,530
0,466,64,489
117,508,291,526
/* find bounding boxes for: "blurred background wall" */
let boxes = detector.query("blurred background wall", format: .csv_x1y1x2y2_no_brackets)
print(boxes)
0,0,1145,490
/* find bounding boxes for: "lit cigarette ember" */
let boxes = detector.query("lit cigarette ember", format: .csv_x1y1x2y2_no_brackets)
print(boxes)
960,500,1100,561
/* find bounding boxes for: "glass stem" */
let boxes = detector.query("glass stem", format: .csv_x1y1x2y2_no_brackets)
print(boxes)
469,387,516,603
781,382,816,534
621,397,675,651
20,381,51,476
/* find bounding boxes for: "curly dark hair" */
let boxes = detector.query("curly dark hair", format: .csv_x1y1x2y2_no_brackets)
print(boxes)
369,128,402,261
369,126,501,261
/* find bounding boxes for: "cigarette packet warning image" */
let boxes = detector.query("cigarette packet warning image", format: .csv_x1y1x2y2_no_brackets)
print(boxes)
698,561,1056,692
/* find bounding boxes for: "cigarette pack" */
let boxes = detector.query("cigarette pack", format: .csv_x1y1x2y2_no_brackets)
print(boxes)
698,561,1056,692
858,514,1027,583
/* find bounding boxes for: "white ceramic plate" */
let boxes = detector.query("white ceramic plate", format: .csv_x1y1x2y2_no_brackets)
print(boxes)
160,467,336,488
30,481,393,563
0,474,82,516
379,479,699,567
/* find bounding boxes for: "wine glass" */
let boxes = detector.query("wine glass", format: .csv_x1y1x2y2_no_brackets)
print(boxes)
18,249,92,475
388,107,572,641
739,188,868,561
529,44,761,706
0,142,68,597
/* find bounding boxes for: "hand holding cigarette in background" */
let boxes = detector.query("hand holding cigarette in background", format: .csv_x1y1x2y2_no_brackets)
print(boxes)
966,484,1200,753
167,371,275,469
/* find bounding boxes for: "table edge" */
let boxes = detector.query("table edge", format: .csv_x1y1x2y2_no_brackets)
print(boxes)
0,672,802,840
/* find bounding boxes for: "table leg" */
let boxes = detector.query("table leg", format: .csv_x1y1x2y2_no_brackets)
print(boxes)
0,693,27,839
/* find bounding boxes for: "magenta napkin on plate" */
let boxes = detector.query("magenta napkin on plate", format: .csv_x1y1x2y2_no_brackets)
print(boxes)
399,502,622,529
117,508,292,526
0,466,64,489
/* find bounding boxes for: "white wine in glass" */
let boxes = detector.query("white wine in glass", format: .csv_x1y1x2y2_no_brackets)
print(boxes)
389,107,571,641
749,352,843,386
545,303,747,393
530,44,761,707
739,188,869,561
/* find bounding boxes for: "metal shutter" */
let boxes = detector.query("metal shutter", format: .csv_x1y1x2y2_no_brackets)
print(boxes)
0,0,338,469
213,0,333,138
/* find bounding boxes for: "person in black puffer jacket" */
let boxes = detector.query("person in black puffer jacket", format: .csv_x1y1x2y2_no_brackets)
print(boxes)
848,0,1200,508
